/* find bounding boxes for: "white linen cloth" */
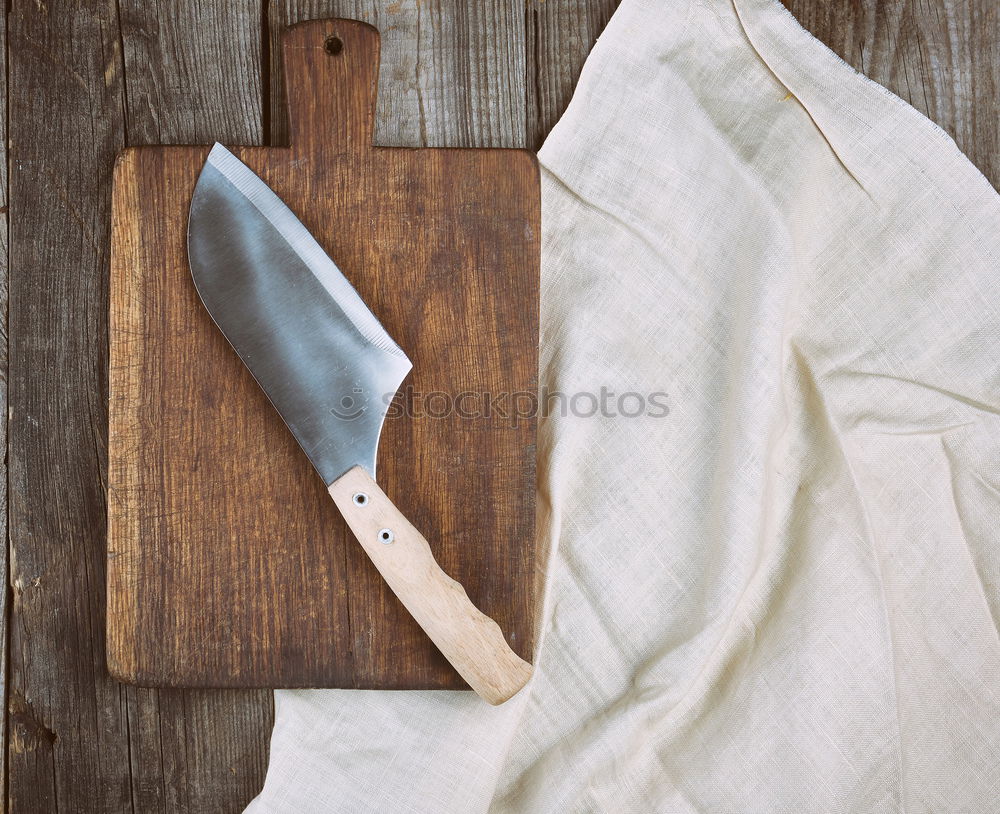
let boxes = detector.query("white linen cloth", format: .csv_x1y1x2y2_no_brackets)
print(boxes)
247,0,1000,810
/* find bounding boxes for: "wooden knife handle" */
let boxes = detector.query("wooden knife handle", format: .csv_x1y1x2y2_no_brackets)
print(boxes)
328,466,533,705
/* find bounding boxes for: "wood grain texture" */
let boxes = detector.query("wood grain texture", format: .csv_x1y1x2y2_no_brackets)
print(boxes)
525,0,620,149
268,0,528,148
121,688,271,813
781,0,1000,189
114,2,274,811
7,0,130,810
118,0,265,146
0,0,7,799
107,19,539,689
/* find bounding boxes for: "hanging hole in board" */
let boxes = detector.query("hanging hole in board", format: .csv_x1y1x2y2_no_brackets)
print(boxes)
325,36,344,56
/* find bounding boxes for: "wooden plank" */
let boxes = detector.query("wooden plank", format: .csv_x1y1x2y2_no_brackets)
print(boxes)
0,0,8,800
781,0,1000,188
268,0,528,148
6,0,131,810
122,688,271,813
107,19,539,690
118,0,266,146
525,0,620,149
113,3,273,810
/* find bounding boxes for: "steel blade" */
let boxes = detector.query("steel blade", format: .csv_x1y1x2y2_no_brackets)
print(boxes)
187,143,412,484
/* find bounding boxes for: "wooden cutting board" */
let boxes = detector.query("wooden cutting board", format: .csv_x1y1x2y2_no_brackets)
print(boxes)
107,19,539,689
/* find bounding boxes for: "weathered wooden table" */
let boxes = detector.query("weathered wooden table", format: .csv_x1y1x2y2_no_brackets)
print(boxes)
4,1,997,811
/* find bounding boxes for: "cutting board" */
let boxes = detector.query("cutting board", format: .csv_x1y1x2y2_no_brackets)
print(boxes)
107,19,539,688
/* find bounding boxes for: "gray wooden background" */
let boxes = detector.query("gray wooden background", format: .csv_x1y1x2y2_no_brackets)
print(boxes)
3,0,998,811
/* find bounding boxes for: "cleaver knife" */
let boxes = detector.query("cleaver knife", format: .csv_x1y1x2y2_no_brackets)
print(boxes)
187,143,532,704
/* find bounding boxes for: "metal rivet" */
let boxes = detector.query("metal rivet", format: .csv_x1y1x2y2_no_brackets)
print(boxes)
352,492,368,506
378,528,394,544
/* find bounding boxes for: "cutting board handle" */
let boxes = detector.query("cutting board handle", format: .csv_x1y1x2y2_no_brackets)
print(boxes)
329,467,533,705
284,19,379,153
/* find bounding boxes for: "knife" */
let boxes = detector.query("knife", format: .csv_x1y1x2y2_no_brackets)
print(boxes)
187,143,532,704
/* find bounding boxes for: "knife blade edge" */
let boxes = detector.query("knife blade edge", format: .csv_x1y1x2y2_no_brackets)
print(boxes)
202,143,408,361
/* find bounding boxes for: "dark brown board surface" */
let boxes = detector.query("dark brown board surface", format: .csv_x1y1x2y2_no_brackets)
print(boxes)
107,19,539,688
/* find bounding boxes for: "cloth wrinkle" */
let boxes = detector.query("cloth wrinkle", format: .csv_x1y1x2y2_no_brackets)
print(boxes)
836,368,1000,421
940,436,1000,647
830,432,911,814
729,0,873,198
